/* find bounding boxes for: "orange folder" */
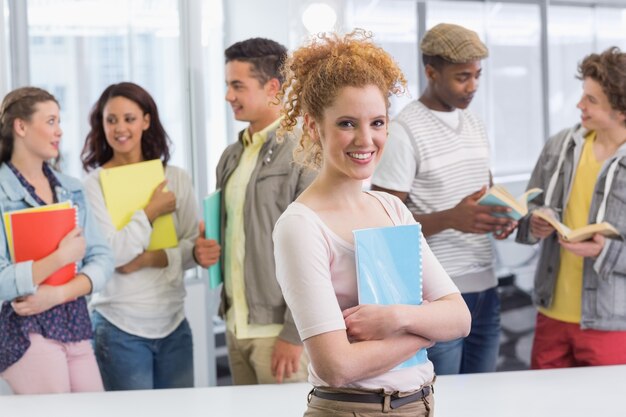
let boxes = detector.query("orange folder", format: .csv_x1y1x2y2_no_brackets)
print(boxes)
10,207,78,286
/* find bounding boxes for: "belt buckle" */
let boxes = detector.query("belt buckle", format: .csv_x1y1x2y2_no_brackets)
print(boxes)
389,393,413,409
389,386,429,410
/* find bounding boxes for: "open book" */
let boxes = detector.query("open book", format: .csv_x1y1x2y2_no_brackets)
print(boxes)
532,208,621,243
353,223,426,369
478,185,543,220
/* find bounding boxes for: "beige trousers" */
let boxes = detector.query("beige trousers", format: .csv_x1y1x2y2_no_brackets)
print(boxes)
226,330,309,385
304,386,434,417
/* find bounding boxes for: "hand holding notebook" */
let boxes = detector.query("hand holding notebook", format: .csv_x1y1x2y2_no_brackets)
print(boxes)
144,180,176,224
343,304,404,342
7,206,79,286
99,159,178,250
56,227,86,266
353,223,426,369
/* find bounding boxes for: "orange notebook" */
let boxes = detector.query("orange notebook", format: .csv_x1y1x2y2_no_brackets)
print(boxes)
10,207,78,286
2,201,72,260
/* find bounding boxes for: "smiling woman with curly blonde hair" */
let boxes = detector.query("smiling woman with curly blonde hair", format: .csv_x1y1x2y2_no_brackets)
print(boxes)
272,30,471,417
279,29,406,170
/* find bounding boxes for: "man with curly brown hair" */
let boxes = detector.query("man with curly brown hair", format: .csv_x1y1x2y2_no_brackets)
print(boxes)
516,47,626,369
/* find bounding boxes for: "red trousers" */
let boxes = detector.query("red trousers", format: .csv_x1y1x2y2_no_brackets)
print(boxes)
531,312,626,369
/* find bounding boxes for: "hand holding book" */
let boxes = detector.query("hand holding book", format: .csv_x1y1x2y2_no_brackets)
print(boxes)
478,185,621,242
477,185,542,220
343,304,399,342
353,224,427,368
7,206,79,287
56,227,86,267
144,180,176,224
450,186,515,235
99,159,178,251
559,232,607,258
531,207,621,243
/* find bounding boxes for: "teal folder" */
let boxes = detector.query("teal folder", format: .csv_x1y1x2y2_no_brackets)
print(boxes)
203,190,222,289
353,223,426,369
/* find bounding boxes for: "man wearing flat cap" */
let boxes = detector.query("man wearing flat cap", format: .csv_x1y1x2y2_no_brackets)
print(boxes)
372,23,515,375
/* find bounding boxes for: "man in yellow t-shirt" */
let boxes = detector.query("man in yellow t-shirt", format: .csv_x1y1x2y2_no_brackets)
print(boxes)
516,47,626,368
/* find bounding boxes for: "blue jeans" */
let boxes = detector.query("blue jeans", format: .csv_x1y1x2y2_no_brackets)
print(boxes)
92,311,194,390
427,287,500,375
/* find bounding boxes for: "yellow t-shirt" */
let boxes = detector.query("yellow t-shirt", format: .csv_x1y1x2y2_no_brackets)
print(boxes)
224,118,284,339
540,131,601,323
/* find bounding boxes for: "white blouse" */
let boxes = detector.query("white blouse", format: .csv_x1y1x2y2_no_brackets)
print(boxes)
273,191,459,392
84,165,198,338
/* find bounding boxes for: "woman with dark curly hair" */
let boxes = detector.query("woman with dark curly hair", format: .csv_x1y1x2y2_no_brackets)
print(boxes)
272,30,471,416
516,47,626,369
81,82,219,390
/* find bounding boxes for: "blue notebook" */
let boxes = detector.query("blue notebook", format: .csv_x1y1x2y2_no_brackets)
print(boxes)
353,223,426,369
203,190,222,289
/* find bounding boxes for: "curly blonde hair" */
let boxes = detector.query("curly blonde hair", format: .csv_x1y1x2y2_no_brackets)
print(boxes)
278,29,406,170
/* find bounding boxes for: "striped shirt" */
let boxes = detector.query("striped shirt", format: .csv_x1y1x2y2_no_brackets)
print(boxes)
372,100,495,292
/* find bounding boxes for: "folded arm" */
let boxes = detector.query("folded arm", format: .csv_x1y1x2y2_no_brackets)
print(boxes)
305,329,432,387
343,292,470,343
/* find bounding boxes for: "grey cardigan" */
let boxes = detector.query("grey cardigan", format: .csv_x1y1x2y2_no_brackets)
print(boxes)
516,124,626,330
216,127,315,344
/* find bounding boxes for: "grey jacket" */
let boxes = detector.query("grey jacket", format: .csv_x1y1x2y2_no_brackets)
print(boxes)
516,124,626,330
216,127,315,344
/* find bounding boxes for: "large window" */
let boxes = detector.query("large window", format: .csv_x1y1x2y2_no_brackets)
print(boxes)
427,1,543,179
345,0,418,117
548,4,626,134
27,0,187,178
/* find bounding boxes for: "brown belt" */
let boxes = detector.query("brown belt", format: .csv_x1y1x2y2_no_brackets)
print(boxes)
312,386,431,409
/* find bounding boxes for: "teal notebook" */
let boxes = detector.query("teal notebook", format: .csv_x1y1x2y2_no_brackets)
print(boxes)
203,190,222,289
353,223,426,369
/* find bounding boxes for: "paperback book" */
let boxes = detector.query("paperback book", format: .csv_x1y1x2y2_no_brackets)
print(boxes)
533,208,621,243
477,185,543,220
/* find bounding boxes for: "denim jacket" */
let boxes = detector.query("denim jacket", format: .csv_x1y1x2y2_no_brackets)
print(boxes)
0,163,113,301
216,128,315,345
516,125,626,330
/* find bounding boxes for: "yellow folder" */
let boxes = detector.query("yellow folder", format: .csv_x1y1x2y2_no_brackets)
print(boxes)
99,159,178,251
3,201,72,260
